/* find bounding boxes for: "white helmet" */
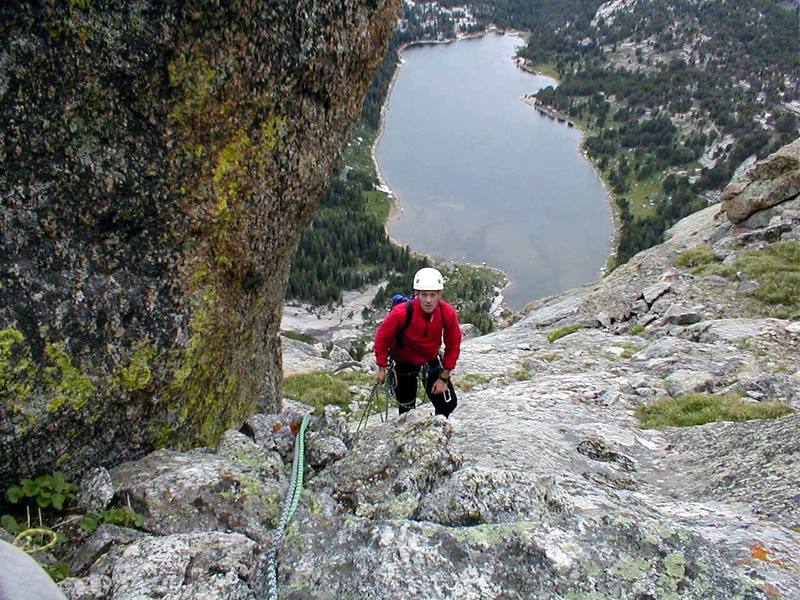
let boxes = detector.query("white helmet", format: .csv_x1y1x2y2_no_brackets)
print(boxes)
413,267,444,291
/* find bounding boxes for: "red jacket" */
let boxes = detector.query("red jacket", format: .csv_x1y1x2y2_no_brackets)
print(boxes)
374,297,462,370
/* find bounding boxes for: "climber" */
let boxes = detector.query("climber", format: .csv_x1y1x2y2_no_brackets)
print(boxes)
374,267,462,417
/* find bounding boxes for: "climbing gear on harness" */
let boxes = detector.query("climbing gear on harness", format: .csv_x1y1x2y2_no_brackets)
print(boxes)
266,413,310,600
355,360,396,433
413,267,444,290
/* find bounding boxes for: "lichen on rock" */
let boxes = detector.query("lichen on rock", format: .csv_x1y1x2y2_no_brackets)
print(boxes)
0,0,401,488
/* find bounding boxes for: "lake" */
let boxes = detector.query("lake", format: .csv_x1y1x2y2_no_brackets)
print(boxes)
376,33,612,310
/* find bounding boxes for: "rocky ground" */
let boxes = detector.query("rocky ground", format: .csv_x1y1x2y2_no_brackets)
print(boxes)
47,143,799,598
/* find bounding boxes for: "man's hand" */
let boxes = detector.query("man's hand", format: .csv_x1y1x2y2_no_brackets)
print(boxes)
431,376,450,395
376,366,386,384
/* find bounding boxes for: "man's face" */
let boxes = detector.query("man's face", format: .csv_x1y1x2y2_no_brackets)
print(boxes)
416,290,442,314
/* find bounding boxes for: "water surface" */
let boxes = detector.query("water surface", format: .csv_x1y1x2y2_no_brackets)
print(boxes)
376,33,611,309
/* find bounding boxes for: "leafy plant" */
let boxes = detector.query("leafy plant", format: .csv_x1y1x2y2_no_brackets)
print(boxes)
80,507,145,534
6,472,78,510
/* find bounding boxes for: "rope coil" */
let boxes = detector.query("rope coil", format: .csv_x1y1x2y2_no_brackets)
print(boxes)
266,413,311,600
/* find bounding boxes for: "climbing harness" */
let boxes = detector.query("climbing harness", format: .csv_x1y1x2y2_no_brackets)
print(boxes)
266,413,310,600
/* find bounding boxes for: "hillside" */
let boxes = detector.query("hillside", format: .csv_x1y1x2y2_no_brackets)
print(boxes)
285,0,800,311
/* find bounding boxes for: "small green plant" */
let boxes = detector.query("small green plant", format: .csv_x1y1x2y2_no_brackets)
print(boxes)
6,472,78,510
539,352,561,363
637,392,794,429
547,325,582,343
627,324,645,336
80,507,145,534
280,330,317,345
675,245,719,270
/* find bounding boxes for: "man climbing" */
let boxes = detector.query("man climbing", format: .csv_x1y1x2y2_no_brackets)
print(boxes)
374,267,462,417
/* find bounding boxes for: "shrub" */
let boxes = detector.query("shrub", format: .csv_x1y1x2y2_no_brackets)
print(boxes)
636,392,793,429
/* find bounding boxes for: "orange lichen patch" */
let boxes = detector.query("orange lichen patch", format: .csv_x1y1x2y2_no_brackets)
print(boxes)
272,422,283,433
751,543,770,561
750,543,786,567
289,420,301,435
764,584,782,599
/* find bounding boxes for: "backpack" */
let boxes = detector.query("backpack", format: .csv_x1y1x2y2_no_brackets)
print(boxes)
393,298,414,349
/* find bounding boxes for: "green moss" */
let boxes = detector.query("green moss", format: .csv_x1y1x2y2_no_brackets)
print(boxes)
0,329,34,400
675,245,719,270
117,344,157,392
44,343,95,413
547,325,583,343
539,352,561,363
637,392,794,429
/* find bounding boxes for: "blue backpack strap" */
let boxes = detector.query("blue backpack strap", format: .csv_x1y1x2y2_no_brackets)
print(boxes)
395,299,413,349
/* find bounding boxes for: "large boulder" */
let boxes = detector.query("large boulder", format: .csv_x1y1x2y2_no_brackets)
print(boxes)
0,0,401,489
721,137,800,223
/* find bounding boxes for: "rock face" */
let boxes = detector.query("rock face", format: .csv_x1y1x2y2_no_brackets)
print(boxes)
0,0,400,489
55,141,800,598
722,137,800,223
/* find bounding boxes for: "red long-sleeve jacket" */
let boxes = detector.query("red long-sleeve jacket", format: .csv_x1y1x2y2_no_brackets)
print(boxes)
374,297,462,370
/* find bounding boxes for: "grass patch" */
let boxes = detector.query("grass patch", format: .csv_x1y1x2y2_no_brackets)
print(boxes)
511,368,530,381
620,343,644,359
625,172,662,219
363,189,391,223
627,324,645,336
675,244,719,270
636,392,794,429
530,62,558,79
547,325,583,343
283,371,373,415
280,330,317,345
702,241,800,316
540,352,561,363
341,124,378,177
459,373,493,391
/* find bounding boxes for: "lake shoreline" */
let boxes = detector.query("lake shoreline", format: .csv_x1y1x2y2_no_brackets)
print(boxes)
517,59,621,275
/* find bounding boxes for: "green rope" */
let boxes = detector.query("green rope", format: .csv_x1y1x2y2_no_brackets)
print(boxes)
266,413,310,600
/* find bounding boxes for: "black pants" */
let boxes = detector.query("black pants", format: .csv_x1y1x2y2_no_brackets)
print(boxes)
392,359,457,418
